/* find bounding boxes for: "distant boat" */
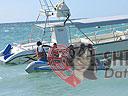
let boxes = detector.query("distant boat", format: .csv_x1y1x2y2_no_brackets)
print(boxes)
4,29,9,33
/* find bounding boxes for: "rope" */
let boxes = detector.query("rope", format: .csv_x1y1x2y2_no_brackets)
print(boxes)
36,13,40,22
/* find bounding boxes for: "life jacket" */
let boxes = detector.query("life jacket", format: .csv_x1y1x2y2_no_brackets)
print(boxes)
52,48,59,57
36,46,47,60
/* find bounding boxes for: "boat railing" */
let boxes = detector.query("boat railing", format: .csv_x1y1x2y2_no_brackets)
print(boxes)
93,25,128,44
67,24,128,44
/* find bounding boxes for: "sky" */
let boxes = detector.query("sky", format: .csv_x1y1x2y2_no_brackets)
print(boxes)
0,0,128,23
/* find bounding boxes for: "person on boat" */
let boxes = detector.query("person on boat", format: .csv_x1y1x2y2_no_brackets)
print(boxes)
36,41,47,61
77,43,86,57
52,43,59,58
67,45,75,67
87,44,97,71
53,43,57,48
82,43,97,80
68,45,75,59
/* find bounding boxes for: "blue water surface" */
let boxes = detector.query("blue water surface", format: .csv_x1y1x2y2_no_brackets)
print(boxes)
0,21,128,96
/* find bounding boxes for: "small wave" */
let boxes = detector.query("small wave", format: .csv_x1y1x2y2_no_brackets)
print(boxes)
0,77,3,80
4,29,9,33
11,27,14,30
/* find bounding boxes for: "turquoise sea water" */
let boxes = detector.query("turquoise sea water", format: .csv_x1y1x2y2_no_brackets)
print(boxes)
0,22,128,96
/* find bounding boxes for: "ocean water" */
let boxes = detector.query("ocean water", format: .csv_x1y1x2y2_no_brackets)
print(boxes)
0,22,128,96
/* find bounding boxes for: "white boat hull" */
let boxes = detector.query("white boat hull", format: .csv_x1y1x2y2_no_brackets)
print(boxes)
25,61,51,73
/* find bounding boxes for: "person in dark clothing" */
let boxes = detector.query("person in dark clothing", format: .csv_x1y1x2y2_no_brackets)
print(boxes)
77,43,86,57
83,43,97,80
87,44,96,71
67,45,75,67
68,45,75,59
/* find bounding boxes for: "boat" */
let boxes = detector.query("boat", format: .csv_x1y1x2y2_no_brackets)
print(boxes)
0,0,71,64
0,41,49,64
0,43,35,64
25,0,128,72
25,61,51,73
1,0,128,70
1,0,127,87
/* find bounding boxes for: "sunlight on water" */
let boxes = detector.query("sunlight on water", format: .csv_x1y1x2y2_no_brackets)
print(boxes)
0,77,2,80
